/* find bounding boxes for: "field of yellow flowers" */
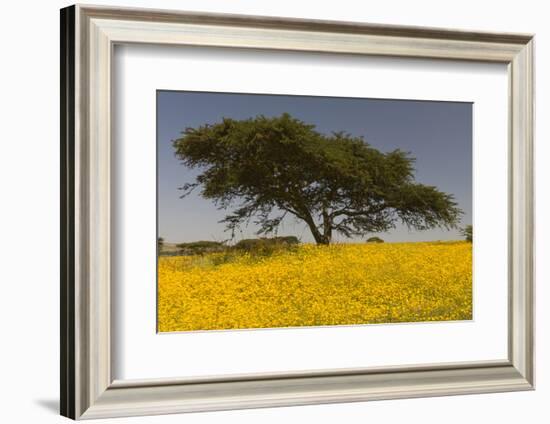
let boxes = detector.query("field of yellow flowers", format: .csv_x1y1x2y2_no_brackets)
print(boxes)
158,241,472,332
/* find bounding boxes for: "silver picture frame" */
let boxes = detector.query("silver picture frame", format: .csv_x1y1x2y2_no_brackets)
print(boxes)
60,4,535,420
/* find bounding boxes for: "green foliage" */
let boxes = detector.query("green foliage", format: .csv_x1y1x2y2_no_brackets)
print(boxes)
174,237,300,259
234,236,300,256
276,236,300,245
461,225,473,242
366,236,384,243
158,237,164,251
174,113,462,245
176,240,225,255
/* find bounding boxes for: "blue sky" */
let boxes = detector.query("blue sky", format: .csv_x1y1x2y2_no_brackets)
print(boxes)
157,91,472,243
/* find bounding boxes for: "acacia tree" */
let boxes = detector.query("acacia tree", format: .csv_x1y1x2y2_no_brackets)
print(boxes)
173,113,462,245
461,225,473,242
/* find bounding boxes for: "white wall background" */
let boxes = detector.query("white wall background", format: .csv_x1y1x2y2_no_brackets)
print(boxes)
0,1,546,423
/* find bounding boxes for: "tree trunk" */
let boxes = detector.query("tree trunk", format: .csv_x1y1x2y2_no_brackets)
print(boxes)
292,203,332,245
301,215,330,245
307,219,331,245
322,208,332,245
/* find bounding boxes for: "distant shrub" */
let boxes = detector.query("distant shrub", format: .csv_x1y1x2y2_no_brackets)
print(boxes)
366,236,384,243
275,236,300,245
174,237,301,257
176,241,225,255
234,236,300,256
158,237,164,251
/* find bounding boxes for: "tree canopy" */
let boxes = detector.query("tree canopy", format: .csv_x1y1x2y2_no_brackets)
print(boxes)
173,113,462,244
461,225,473,242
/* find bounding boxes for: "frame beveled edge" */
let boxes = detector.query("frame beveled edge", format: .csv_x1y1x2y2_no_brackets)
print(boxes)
61,5,76,418
60,4,535,420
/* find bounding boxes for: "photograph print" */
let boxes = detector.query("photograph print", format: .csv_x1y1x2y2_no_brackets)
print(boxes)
157,91,473,333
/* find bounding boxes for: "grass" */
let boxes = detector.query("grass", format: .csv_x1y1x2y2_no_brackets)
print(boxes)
157,241,472,332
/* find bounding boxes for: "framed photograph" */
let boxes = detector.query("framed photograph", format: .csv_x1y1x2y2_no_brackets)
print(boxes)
60,4,534,420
